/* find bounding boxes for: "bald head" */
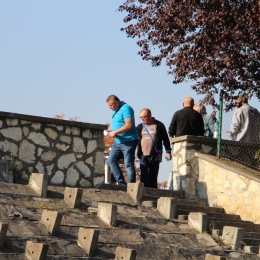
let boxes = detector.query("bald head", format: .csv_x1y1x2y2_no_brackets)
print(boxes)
183,97,194,108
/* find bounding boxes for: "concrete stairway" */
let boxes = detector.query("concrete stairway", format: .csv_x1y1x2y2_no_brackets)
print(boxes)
140,188,260,254
80,183,260,255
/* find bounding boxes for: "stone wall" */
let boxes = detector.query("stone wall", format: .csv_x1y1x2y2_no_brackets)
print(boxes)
196,153,260,224
0,160,13,183
172,135,217,199
0,111,107,187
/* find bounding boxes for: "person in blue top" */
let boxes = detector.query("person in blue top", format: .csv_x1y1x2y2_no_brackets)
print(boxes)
106,95,138,185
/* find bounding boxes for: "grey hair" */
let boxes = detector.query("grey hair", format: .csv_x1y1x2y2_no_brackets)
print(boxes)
194,103,207,113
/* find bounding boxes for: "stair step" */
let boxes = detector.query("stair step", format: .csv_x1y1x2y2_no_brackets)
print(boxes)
176,209,241,221
208,217,253,224
176,199,206,206
208,219,254,236
143,187,183,199
176,203,224,213
242,238,260,247
244,232,260,239
142,196,206,206
213,221,260,233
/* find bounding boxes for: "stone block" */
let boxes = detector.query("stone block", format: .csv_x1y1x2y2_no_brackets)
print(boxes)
0,161,13,183
28,173,48,198
40,209,62,235
222,226,244,250
188,212,208,233
25,241,49,260
115,246,137,260
64,187,83,208
77,228,100,256
0,222,8,248
127,182,144,204
97,202,117,226
157,197,177,219
204,254,226,260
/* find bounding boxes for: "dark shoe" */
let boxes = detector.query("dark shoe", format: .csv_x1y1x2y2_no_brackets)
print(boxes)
116,182,126,186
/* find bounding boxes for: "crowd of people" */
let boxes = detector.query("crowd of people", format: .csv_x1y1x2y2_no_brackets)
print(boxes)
106,94,259,189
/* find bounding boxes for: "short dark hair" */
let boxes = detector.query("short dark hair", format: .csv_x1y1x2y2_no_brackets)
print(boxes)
106,95,120,103
235,95,248,104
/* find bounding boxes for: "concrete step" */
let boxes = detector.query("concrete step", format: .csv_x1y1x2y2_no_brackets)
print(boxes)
208,218,254,236
95,183,127,191
176,209,241,221
176,203,225,214
97,184,184,199
213,221,260,233
143,187,184,199
244,232,260,239
242,238,260,247
208,217,253,224
142,195,207,206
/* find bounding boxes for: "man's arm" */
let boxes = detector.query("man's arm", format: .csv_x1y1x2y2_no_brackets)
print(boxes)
136,123,142,137
228,109,242,137
161,123,172,160
207,115,215,136
168,113,177,139
198,114,205,136
109,118,133,138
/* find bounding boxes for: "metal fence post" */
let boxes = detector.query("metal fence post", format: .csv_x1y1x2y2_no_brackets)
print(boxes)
217,89,223,158
104,156,111,184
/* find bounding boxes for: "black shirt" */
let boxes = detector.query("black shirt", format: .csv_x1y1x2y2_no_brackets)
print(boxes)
168,107,205,137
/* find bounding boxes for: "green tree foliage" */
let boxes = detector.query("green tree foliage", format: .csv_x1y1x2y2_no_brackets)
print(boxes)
119,0,260,108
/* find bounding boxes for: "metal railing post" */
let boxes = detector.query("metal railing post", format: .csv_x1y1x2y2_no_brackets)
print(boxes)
217,89,223,158
104,156,111,184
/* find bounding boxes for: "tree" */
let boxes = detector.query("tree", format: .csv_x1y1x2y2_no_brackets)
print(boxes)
118,0,260,108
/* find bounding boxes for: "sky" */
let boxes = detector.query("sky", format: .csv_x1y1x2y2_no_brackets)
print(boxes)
1,1,259,183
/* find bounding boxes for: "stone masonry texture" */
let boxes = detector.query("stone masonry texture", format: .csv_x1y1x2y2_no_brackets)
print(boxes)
197,154,260,224
0,111,107,188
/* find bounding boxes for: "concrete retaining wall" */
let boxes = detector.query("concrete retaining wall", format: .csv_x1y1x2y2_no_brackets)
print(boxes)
197,153,260,224
172,135,217,199
0,111,107,187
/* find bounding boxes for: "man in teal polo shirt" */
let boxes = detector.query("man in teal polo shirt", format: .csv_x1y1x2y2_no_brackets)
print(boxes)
106,95,138,185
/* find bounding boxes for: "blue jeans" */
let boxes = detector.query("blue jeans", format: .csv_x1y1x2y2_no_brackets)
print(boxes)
108,140,138,184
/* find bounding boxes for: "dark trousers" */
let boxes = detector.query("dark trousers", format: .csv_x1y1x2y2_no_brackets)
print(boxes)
140,156,160,188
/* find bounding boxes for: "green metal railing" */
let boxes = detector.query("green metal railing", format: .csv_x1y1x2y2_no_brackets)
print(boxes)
216,89,260,171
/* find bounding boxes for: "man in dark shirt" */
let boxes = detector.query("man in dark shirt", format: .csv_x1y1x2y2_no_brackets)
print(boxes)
168,97,204,139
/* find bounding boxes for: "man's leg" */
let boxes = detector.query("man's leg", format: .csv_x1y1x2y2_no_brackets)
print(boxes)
140,156,151,187
108,143,126,184
121,140,138,183
149,161,160,188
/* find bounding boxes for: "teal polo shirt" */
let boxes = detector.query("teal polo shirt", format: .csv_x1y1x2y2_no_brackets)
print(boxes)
112,101,138,144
